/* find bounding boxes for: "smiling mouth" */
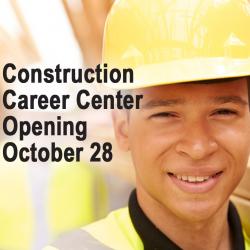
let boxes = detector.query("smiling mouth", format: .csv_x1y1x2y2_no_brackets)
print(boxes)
167,171,223,184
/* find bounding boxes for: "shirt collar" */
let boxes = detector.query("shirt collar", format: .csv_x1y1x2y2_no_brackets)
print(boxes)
128,190,245,250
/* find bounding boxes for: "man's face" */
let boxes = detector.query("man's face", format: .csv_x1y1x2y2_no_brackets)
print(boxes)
113,78,250,222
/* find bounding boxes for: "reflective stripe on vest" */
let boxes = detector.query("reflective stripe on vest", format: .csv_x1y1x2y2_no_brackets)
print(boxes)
50,229,113,250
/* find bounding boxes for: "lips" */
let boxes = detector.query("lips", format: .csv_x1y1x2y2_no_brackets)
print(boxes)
168,171,223,183
167,171,224,193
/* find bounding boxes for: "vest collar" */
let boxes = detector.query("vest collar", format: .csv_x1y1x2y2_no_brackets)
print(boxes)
129,190,245,250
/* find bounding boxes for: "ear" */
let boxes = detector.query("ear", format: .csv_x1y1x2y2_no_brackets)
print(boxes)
112,109,130,151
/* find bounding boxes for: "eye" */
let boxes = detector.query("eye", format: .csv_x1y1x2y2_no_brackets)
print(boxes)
212,109,238,116
150,112,178,119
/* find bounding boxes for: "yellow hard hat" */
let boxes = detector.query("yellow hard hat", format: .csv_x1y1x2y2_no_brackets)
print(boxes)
103,0,250,89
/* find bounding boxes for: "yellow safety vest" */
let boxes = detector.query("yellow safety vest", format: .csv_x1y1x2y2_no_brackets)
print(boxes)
45,207,250,250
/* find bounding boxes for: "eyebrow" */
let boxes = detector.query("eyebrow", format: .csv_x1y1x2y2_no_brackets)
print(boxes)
212,96,248,106
141,95,248,109
141,98,185,109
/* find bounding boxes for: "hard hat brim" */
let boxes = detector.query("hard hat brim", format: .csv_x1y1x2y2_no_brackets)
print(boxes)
104,57,250,89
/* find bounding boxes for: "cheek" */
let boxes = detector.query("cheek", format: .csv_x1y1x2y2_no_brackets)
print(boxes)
218,122,250,153
215,122,250,177
128,118,179,177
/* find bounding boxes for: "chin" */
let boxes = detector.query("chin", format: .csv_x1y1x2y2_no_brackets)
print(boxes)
170,197,228,223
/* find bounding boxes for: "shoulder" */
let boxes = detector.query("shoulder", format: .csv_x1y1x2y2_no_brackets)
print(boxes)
82,207,143,250
84,207,130,234
44,207,143,250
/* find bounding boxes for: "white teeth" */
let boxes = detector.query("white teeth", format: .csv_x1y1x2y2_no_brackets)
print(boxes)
196,176,205,182
181,176,188,181
195,176,209,182
187,176,196,182
174,174,210,183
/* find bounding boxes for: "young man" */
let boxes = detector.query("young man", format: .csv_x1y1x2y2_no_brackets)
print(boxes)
45,0,250,249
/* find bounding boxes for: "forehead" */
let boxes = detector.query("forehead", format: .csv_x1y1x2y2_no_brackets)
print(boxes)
133,78,248,102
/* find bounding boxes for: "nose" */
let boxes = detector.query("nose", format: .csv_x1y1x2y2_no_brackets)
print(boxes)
175,119,218,160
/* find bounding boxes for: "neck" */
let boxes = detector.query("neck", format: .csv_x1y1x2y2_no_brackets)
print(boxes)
136,187,231,250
